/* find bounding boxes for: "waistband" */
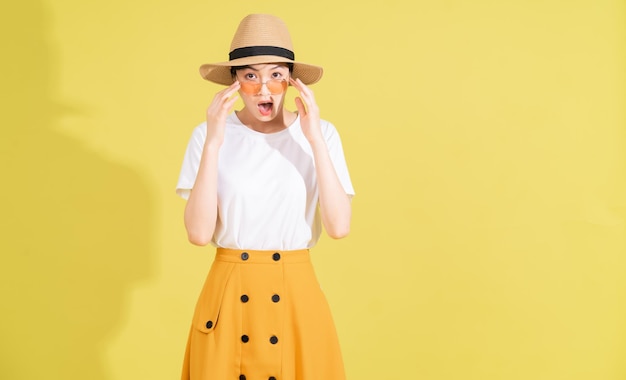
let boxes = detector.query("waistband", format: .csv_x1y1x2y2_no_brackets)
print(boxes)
215,248,310,264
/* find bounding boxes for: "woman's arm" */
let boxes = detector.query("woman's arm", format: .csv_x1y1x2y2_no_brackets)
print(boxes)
309,139,352,239
184,142,220,246
184,82,240,246
291,78,352,239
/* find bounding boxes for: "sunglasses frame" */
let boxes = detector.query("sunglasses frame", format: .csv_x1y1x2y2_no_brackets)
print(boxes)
238,78,288,95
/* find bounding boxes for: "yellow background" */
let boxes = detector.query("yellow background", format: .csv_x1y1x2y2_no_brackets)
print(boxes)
1,0,625,379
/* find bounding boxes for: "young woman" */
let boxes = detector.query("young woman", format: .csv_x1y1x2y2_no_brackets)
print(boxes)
176,14,354,380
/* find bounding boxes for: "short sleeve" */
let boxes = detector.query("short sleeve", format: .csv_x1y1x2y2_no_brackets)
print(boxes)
176,123,207,200
323,121,355,196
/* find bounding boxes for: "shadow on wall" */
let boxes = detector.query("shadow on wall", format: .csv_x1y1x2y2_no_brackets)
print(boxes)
0,2,154,379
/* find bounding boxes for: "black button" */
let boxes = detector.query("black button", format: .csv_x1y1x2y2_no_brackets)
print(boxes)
269,377,277,380
272,294,280,303
270,335,278,344
241,295,249,303
205,320,213,329
239,375,246,380
272,252,281,261
241,335,249,343
241,252,249,261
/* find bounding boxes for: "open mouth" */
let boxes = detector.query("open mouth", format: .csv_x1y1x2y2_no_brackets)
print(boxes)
258,101,273,116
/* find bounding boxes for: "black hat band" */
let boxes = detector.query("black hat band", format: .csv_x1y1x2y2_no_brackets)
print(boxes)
229,46,295,61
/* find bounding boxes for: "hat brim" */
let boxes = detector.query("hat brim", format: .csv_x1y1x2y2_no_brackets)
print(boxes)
199,56,323,86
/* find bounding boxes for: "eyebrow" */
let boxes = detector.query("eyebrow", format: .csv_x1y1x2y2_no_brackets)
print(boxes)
246,64,288,71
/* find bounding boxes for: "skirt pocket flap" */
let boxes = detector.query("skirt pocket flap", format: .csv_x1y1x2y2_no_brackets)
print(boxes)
192,262,234,334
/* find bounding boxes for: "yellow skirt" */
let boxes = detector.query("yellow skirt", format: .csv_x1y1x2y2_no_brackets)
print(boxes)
181,248,345,380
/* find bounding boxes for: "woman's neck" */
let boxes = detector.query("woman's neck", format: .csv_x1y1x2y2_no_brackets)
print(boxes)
236,108,298,134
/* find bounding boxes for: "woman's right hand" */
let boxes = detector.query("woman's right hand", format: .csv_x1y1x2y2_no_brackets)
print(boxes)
185,81,239,246
205,81,240,147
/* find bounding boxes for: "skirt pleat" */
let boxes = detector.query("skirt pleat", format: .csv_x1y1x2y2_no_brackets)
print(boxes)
181,248,345,380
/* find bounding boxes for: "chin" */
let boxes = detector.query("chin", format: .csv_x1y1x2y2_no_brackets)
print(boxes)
255,112,277,121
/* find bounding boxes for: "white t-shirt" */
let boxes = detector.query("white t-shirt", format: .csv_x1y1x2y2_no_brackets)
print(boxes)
176,112,354,250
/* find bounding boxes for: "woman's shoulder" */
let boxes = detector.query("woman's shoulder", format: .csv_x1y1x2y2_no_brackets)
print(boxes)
188,113,241,138
318,118,341,140
184,121,206,146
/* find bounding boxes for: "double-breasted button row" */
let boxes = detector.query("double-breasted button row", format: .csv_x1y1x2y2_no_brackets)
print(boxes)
238,334,279,344
238,251,281,380
239,252,282,261
240,294,280,303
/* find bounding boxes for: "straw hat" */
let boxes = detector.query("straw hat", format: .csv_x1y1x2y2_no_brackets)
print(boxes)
199,14,323,86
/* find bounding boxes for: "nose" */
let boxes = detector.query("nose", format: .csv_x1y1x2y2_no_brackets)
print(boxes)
258,81,272,95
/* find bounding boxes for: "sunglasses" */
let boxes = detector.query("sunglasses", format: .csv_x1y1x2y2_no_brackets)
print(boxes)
238,79,288,95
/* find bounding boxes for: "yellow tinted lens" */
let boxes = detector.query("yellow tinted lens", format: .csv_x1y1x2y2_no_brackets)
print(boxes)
240,82,261,95
266,79,287,94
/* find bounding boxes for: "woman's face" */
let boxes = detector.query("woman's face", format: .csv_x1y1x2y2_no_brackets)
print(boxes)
234,63,290,121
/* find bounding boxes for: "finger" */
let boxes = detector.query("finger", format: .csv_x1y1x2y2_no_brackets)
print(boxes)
293,78,317,105
214,82,240,104
297,93,320,118
289,79,308,102
289,77,300,89
294,97,306,116
224,95,239,110
219,81,240,95
290,77,308,93
290,78,312,99
224,81,241,96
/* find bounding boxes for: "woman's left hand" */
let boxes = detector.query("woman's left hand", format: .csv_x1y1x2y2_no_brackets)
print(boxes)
291,77,323,145
290,78,352,238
